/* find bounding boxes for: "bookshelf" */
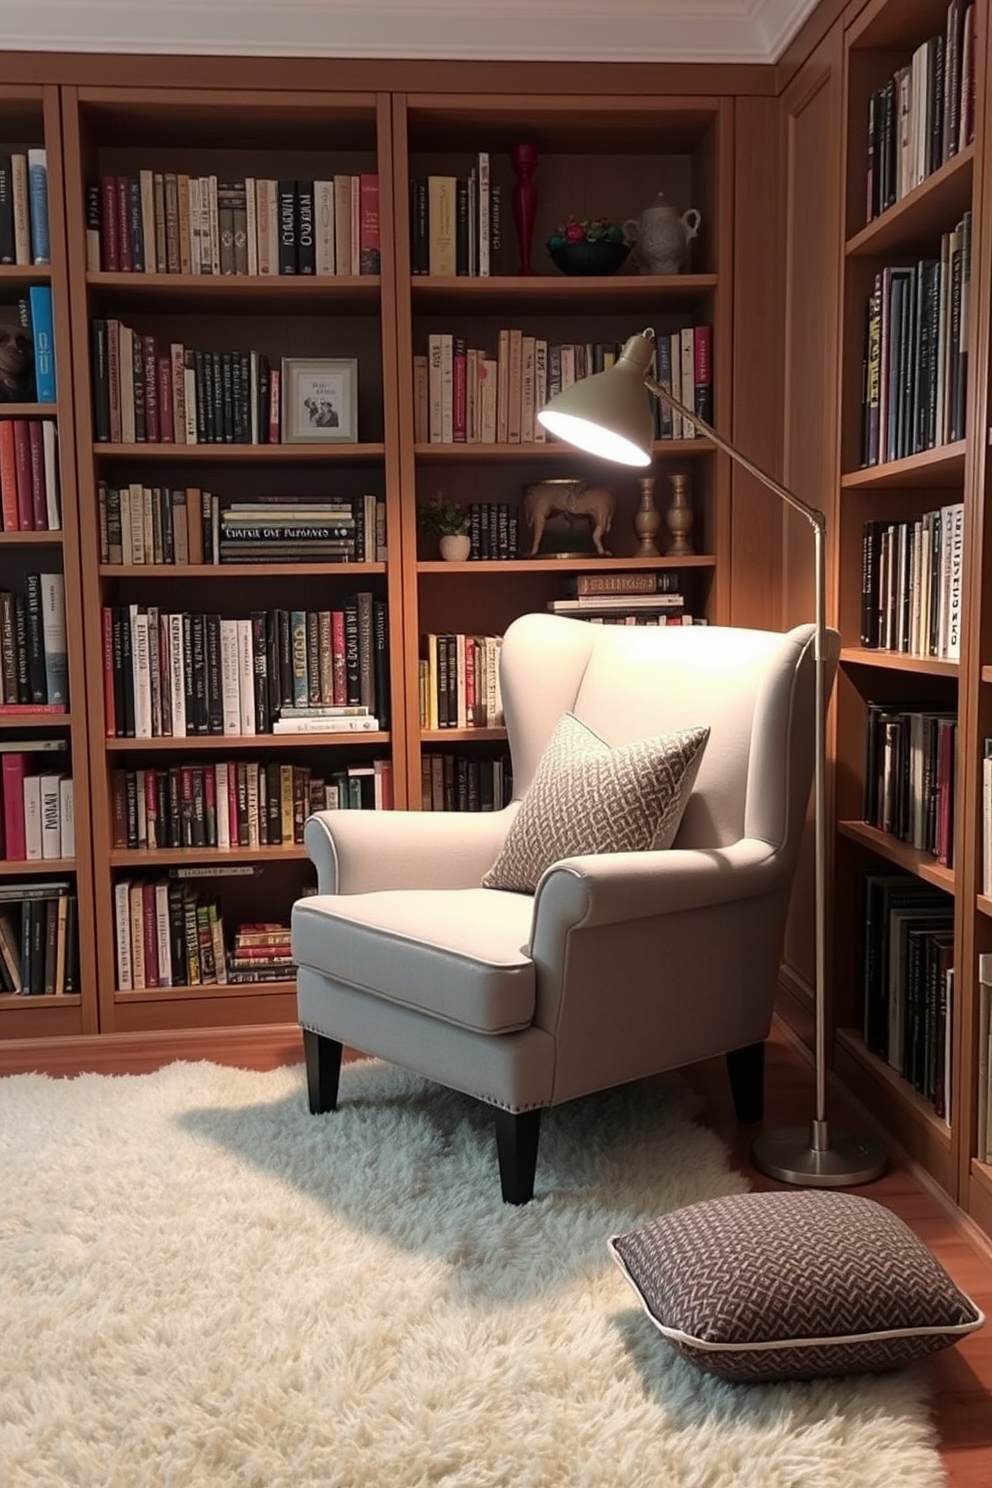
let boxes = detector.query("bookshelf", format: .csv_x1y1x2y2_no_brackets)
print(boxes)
827,0,989,1225
57,86,407,1036
391,94,733,807
0,84,97,1038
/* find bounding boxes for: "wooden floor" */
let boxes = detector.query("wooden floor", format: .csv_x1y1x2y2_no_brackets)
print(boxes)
681,1023,992,1487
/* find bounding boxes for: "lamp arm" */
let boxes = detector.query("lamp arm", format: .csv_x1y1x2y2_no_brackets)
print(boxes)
642,374,825,536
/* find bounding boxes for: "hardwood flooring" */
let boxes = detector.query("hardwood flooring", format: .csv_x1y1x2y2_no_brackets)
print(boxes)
681,1023,992,1487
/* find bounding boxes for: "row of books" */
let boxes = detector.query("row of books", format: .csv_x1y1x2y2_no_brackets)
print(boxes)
0,880,78,997
97,487,387,567
114,877,226,991
860,871,953,1119
461,503,520,562
977,954,992,1161
0,574,68,712
420,752,512,813
0,418,61,532
110,754,394,853
414,326,712,447
410,161,503,277
0,740,74,861
101,596,389,739
0,149,49,266
0,286,57,402
860,218,971,466
91,324,303,446
547,592,689,622
862,701,956,866
860,504,964,660
864,0,976,224
89,173,380,278
419,633,503,731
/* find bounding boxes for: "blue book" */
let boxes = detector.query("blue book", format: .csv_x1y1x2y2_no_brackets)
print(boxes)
27,148,49,265
28,284,56,403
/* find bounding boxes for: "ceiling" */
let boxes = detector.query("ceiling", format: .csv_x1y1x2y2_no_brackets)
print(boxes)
0,0,821,63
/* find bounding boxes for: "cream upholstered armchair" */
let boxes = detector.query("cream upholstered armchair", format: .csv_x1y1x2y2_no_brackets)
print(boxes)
292,613,835,1203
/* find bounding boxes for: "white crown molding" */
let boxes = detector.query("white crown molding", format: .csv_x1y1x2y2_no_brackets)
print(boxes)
0,0,820,64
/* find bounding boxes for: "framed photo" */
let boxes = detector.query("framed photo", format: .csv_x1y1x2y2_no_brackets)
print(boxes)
281,357,358,444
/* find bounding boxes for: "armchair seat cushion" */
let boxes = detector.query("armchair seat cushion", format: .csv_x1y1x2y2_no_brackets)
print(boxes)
293,887,536,1034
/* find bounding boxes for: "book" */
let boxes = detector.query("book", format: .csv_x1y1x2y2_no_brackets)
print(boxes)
27,285,56,403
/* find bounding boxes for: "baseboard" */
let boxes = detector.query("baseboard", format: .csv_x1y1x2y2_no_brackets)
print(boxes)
0,1023,305,1077
774,962,814,1052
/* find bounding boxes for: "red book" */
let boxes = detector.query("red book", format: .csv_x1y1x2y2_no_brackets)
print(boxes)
1,752,27,859
358,173,380,275
331,610,346,705
27,421,47,528
227,763,240,845
116,176,132,272
100,175,120,271
102,605,116,736
0,420,19,530
157,356,174,443
452,338,467,443
144,768,158,848
12,420,34,529
203,764,216,840
0,702,67,716
268,367,281,443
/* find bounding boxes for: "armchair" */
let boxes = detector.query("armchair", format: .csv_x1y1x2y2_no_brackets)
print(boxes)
292,612,834,1203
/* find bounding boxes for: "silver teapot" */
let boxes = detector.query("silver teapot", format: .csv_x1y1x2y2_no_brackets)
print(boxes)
624,191,701,275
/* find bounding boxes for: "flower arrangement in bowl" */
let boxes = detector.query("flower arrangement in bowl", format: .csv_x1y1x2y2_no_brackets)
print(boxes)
546,216,631,277
418,494,471,560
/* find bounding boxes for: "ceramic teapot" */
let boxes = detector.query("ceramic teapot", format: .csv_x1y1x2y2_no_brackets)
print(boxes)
624,192,701,275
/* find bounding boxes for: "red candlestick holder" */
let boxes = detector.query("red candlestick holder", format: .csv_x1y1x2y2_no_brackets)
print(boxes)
511,143,539,276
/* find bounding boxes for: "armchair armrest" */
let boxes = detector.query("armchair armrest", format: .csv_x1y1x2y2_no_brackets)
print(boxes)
531,837,780,935
303,806,514,894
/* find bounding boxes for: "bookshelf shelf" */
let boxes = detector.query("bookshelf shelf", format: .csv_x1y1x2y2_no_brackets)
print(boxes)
99,562,387,578
0,531,64,547
0,402,59,417
91,442,387,464
409,272,718,315
840,441,967,488
0,713,73,730
837,820,955,892
0,264,52,285
115,981,296,1003
108,845,309,866
417,554,716,575
839,647,959,676
421,727,506,742
0,858,75,876
85,271,381,313
412,439,715,464
845,142,974,258
105,732,391,752
0,993,82,1008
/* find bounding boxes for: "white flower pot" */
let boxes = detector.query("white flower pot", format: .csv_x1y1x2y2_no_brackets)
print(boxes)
439,533,471,561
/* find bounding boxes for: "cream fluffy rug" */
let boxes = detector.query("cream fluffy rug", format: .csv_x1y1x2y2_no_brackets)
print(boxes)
0,1059,945,1487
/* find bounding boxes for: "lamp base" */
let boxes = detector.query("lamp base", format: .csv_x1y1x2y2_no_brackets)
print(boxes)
751,1123,888,1188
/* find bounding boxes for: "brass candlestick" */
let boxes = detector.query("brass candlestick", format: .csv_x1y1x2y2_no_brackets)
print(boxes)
633,475,662,556
665,472,695,556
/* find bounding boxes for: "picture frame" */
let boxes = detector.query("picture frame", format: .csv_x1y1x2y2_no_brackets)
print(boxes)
281,357,358,444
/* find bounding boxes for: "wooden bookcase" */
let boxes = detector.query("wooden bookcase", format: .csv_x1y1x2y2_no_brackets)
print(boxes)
826,0,992,1234
57,85,407,1036
391,94,734,807
0,84,98,1040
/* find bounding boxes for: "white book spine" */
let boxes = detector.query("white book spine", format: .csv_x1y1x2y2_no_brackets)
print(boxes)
129,882,145,990
42,420,60,529
139,168,156,271
59,776,74,860
114,879,132,991
215,761,230,848
244,176,258,276
23,775,42,859
39,772,61,859
155,881,173,988
40,572,67,706
131,607,152,738
168,611,187,738
272,716,379,734
220,619,242,735
314,180,335,274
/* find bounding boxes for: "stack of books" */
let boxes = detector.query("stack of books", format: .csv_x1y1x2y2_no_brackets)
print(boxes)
273,704,379,735
227,922,295,985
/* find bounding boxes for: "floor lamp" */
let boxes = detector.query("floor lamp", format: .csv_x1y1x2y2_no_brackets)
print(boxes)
538,327,887,1186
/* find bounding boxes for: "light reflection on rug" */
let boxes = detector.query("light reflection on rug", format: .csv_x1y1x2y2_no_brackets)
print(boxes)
0,1059,945,1487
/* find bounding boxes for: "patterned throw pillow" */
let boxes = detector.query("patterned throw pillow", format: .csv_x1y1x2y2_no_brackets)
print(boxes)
481,713,709,894
609,1190,984,1382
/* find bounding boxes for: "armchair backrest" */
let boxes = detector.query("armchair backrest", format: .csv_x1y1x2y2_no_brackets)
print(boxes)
499,613,835,858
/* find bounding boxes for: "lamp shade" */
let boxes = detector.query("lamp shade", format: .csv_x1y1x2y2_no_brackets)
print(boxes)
536,330,658,466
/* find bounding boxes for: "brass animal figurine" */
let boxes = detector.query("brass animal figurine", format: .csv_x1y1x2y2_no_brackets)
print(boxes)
523,479,617,556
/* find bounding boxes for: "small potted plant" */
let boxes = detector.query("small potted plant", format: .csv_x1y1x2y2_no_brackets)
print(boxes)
546,216,630,277
419,494,471,561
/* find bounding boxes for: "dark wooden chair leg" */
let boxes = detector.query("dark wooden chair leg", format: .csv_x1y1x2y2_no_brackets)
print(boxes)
494,1108,542,1204
303,1029,343,1114
725,1040,765,1124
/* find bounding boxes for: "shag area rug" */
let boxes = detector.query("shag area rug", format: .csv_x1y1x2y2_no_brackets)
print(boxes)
0,1059,946,1488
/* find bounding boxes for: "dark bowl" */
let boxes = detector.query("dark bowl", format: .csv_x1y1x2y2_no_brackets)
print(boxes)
549,239,631,277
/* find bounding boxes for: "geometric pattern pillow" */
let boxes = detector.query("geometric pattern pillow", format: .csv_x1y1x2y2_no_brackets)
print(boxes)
608,1190,984,1382
481,713,710,894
